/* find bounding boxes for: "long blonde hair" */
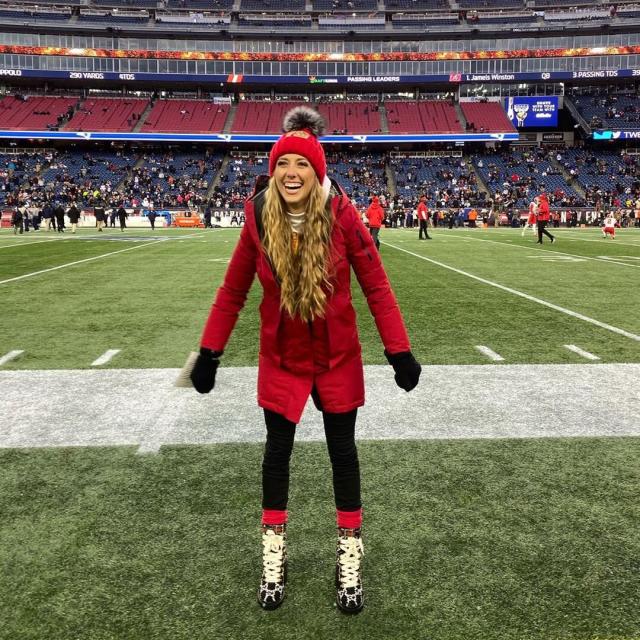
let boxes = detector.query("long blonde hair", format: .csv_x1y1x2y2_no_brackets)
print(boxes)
262,177,334,322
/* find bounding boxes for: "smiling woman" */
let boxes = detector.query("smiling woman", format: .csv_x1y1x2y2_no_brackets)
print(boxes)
189,105,421,615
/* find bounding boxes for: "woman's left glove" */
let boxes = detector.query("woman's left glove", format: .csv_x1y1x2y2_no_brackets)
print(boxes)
384,350,421,392
190,347,223,394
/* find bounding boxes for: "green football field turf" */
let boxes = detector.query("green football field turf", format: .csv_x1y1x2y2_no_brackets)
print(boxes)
0,439,638,640
1,225,639,368
1,225,639,639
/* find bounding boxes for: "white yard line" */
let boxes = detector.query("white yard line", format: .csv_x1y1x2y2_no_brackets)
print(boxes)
0,350,24,366
489,229,640,249
564,344,600,361
383,242,640,343
475,345,505,361
529,234,640,248
0,236,183,286
444,232,640,269
91,349,121,366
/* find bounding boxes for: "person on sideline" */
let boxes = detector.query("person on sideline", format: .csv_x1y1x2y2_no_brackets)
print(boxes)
67,202,81,234
11,205,24,234
189,107,421,615
523,197,538,237
94,202,106,232
365,195,384,250
536,193,555,244
54,201,66,233
117,204,128,231
602,213,617,239
417,195,431,240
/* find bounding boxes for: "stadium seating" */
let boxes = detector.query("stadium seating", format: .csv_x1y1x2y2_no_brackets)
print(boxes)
38,150,137,202
326,152,389,207
475,12,536,23
313,0,378,9
0,96,77,131
166,0,233,8
238,15,313,27
458,0,523,7
572,93,640,130
562,148,637,195
0,8,71,20
141,100,230,134
0,153,50,205
392,14,460,27
385,0,450,9
231,101,307,134
94,0,157,7
472,150,583,207
316,102,382,134
65,99,149,133
386,101,463,134
460,102,516,134
130,151,222,208
392,156,483,208
240,0,305,9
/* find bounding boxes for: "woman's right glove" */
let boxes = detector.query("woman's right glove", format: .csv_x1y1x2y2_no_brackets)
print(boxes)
190,347,223,394
384,350,421,392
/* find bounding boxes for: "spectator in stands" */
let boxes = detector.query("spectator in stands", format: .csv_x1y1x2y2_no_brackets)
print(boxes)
189,106,420,615
365,195,384,250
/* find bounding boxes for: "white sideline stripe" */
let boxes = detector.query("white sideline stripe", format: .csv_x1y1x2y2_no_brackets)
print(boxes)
0,237,174,286
564,344,600,361
0,238,66,249
475,345,505,362
512,234,640,249
91,349,121,366
445,232,640,269
384,242,640,343
490,229,640,249
0,350,24,366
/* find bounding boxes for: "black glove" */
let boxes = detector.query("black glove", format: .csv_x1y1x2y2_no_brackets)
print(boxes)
385,350,421,392
190,347,223,394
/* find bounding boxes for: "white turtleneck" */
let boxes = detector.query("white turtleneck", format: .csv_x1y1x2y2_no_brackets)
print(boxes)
284,175,332,235
286,209,306,234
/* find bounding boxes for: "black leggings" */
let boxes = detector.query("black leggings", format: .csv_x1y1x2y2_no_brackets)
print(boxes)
262,407,361,512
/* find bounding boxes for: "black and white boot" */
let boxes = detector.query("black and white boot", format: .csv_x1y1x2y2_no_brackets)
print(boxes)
335,527,364,614
258,524,287,610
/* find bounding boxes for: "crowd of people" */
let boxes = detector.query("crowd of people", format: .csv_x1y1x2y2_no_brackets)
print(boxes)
3,146,640,229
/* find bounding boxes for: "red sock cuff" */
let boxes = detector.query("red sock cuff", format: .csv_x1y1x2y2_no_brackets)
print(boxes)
262,509,288,525
336,508,362,529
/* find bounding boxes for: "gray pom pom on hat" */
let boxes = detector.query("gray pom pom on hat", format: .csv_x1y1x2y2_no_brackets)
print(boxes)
282,106,326,138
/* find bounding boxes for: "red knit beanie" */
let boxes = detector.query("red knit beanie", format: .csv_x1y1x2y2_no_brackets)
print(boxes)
269,106,327,183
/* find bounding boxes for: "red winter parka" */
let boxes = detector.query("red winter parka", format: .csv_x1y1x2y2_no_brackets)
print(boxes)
366,196,385,228
537,195,550,222
200,180,411,424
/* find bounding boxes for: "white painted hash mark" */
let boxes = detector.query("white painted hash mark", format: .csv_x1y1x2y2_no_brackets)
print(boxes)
383,242,640,343
0,350,24,366
564,345,600,361
91,349,121,366
475,345,505,362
